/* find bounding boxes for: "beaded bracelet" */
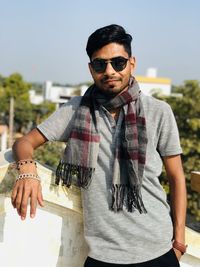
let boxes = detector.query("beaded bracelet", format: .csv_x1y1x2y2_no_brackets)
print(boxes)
16,173,41,182
14,159,37,171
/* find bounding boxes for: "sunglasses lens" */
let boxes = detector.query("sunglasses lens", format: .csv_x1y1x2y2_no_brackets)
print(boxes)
91,59,106,73
112,57,128,71
91,57,128,73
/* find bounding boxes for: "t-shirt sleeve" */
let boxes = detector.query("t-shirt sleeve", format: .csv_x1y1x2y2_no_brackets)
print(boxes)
37,96,81,142
157,103,182,157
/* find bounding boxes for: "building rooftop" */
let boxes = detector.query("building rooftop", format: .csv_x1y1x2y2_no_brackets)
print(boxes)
135,75,171,85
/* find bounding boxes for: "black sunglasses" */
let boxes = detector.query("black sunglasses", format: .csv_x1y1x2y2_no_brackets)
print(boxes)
90,56,129,73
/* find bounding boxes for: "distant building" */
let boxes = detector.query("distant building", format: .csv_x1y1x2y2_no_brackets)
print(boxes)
41,68,171,104
136,68,171,96
29,90,44,105
44,81,78,103
81,68,171,96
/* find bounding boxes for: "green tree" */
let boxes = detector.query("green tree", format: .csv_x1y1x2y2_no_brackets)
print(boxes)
0,73,33,131
31,101,56,126
0,75,7,121
154,80,200,220
3,73,31,100
165,80,200,173
34,141,64,170
0,73,56,133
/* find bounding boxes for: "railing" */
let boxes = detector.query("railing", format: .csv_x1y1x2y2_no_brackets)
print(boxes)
0,149,200,267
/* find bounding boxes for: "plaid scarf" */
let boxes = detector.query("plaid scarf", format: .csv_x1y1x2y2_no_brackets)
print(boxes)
56,78,148,213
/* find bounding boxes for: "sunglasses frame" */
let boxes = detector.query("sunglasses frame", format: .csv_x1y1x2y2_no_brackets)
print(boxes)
90,56,129,73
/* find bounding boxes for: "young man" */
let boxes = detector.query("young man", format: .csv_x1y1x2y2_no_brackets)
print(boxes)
11,24,187,267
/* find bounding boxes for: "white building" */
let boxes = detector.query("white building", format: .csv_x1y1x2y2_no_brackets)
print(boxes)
44,81,78,103
29,90,44,105
136,68,171,96
43,68,171,103
80,68,171,97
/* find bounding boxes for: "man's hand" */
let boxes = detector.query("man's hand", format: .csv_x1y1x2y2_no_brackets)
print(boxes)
11,179,44,220
11,128,48,220
173,248,182,261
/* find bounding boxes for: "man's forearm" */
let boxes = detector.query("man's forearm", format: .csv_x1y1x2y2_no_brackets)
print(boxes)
12,137,35,160
12,137,38,175
12,128,47,161
163,155,187,245
169,174,187,243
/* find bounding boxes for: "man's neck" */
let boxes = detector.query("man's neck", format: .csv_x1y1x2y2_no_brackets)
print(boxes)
109,108,120,121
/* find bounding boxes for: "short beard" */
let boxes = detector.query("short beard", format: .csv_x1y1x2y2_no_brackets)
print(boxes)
97,85,119,99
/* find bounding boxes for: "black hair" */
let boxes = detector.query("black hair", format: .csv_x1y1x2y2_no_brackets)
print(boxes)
86,24,132,59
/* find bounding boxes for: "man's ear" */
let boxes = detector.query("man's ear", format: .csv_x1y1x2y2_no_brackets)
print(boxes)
130,57,136,73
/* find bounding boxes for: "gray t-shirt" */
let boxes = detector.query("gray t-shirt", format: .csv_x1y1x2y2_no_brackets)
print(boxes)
37,93,182,264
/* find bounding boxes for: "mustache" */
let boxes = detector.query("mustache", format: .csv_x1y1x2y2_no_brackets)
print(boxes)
101,76,121,82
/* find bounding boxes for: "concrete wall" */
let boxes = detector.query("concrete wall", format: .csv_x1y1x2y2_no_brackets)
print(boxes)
0,150,88,267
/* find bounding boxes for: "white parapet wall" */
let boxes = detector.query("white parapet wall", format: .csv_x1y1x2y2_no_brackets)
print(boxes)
0,150,200,267
0,149,88,267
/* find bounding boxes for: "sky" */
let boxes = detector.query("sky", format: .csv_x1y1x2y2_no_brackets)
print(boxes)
0,0,199,85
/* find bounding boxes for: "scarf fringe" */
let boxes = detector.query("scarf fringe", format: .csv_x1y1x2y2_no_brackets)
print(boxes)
55,161,94,188
111,184,147,213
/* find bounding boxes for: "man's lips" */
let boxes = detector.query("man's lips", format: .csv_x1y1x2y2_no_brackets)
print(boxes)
103,79,120,83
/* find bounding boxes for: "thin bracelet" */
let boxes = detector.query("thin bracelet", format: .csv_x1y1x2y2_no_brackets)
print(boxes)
14,159,37,170
16,173,41,182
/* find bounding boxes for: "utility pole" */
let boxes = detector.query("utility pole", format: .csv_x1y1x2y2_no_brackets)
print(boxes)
9,96,14,148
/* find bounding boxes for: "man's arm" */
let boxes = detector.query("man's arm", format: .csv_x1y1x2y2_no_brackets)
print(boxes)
11,128,48,220
163,154,187,260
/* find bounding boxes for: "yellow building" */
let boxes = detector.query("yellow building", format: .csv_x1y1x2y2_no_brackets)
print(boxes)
136,68,171,96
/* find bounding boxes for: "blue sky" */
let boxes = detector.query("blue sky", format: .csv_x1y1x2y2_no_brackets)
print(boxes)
0,0,199,85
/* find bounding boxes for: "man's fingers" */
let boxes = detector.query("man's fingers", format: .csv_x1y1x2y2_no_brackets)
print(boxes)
30,189,38,218
15,185,24,214
173,248,182,261
11,183,19,208
11,179,43,220
37,184,44,207
29,180,41,218
20,186,32,220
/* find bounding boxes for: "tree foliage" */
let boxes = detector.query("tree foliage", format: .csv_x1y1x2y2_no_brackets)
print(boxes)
155,80,200,221
0,73,32,130
34,141,64,170
0,73,56,134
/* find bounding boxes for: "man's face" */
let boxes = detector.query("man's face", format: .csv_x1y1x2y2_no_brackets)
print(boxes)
89,43,135,96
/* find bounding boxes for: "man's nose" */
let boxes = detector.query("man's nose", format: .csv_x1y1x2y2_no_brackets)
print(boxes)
104,62,115,75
